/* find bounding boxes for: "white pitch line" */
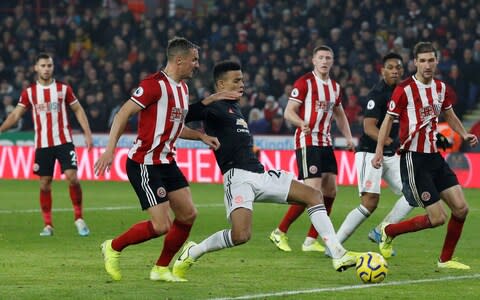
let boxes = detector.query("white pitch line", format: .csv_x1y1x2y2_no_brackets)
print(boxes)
0,203,224,214
209,273,480,300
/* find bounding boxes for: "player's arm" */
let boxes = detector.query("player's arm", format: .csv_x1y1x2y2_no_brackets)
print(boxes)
70,102,93,150
0,105,27,134
372,114,394,168
364,118,393,146
200,91,242,105
94,100,141,175
180,126,220,150
284,100,310,134
333,105,355,150
443,108,478,147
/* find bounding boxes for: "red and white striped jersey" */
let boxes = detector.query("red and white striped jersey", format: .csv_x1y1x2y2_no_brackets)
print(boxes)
387,76,454,153
18,80,77,148
289,72,342,149
128,71,189,165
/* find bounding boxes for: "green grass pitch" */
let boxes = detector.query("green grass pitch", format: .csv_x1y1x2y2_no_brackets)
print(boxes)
1,179,479,299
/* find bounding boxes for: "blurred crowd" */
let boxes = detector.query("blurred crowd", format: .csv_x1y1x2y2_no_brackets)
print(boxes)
0,0,479,137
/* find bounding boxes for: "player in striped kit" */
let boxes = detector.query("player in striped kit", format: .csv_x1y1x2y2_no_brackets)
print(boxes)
94,37,239,282
270,45,355,252
0,53,93,237
372,42,478,269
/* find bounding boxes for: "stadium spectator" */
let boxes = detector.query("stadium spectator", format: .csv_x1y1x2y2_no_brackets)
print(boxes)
372,42,478,270
270,45,354,253
0,1,479,137
0,53,92,237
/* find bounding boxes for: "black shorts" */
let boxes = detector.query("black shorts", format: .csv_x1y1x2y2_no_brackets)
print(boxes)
400,151,459,208
34,143,77,176
295,146,338,180
126,158,189,210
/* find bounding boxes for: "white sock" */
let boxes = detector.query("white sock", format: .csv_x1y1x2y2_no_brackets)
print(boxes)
190,229,234,260
307,204,346,258
336,204,371,244
376,195,413,231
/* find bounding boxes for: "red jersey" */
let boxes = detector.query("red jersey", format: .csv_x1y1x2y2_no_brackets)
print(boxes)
289,72,342,149
128,71,189,164
387,76,453,153
18,80,77,148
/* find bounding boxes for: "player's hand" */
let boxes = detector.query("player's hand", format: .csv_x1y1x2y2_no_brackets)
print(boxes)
202,91,242,105
85,133,93,152
384,137,393,146
94,151,114,176
371,152,383,169
300,123,311,134
200,134,220,150
463,133,478,147
346,139,355,151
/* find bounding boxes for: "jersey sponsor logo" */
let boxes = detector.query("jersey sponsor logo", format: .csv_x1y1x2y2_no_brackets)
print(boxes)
365,180,373,189
388,100,395,111
234,195,244,204
291,88,299,98
309,165,318,174
169,107,188,123
421,191,431,201
157,187,167,198
133,87,143,97
236,118,250,133
35,102,59,113
367,100,375,110
315,100,335,112
419,105,438,121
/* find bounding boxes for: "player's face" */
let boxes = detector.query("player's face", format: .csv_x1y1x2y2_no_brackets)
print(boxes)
218,70,244,95
414,52,437,83
179,48,200,80
312,50,333,77
382,59,404,86
34,58,54,82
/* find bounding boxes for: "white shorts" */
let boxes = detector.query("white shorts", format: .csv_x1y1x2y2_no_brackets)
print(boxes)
222,168,294,219
355,151,402,195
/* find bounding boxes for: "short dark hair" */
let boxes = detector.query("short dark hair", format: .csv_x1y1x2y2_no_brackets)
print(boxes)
35,52,52,63
166,37,199,61
413,42,436,58
313,45,334,56
213,60,241,83
382,52,403,64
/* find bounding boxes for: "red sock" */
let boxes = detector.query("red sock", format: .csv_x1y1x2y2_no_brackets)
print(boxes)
40,190,52,226
156,219,192,266
111,221,159,252
439,214,465,262
306,224,318,239
385,215,432,238
69,183,83,220
323,196,335,215
278,204,305,233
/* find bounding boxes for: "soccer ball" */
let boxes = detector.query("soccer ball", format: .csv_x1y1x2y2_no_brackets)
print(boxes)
356,252,388,284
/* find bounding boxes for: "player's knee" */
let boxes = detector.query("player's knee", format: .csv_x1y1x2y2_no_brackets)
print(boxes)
429,213,447,227
176,208,197,224
151,220,170,235
453,204,469,220
232,230,250,245
362,195,379,212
